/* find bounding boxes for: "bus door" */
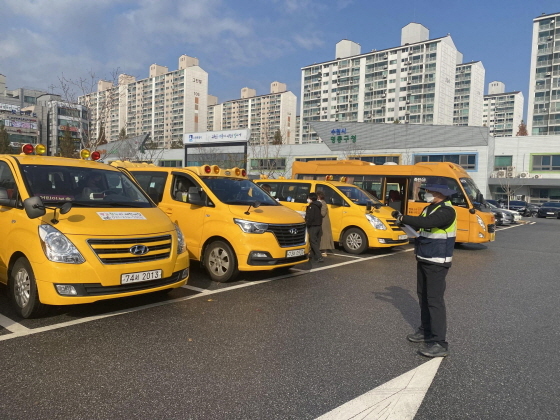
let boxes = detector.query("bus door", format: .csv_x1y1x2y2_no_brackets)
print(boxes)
384,177,409,214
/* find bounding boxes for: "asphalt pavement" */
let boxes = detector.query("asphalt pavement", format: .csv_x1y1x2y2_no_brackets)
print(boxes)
0,219,558,419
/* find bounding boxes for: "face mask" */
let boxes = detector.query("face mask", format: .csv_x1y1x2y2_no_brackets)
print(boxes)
307,199,312,203
424,192,435,203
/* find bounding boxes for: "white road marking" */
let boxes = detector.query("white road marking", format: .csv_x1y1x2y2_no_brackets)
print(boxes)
316,357,443,420
330,253,363,259
0,248,414,342
0,313,30,334
498,223,530,231
182,285,211,293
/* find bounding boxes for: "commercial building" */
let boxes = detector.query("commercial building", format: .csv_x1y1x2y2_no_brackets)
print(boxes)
454,61,485,126
79,55,208,148
299,23,473,143
482,81,524,137
527,12,560,135
207,82,297,144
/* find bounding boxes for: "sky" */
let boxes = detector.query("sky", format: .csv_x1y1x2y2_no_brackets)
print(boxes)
1,0,559,115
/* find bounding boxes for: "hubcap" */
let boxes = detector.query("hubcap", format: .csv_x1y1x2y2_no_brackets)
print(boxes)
14,268,31,308
208,247,230,277
347,233,362,250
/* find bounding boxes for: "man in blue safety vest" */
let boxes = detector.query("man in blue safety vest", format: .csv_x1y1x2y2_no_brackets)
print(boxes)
392,182,457,358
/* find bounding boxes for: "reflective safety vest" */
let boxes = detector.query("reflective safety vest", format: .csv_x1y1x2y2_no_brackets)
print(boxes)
415,201,457,265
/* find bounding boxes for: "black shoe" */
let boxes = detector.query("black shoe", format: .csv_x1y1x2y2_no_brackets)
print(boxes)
406,331,432,343
315,258,324,262
418,343,449,358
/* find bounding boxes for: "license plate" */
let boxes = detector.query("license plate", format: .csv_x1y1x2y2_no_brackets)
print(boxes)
398,234,408,240
121,269,162,284
286,249,305,258
547,212,554,215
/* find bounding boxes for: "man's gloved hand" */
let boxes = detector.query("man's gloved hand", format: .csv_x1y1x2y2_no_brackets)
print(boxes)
391,210,401,219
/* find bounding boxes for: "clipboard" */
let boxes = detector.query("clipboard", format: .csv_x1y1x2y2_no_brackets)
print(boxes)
400,223,419,238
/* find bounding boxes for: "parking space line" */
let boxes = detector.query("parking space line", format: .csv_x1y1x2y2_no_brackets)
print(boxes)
0,247,414,342
498,223,531,231
330,253,363,259
182,285,211,293
0,313,30,334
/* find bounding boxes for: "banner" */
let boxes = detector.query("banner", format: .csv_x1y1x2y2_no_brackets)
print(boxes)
183,129,250,144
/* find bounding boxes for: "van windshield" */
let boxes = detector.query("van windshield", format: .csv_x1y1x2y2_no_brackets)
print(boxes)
202,177,280,206
336,185,381,206
21,165,153,208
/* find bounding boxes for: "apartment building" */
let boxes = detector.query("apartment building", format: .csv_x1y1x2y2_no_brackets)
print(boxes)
482,81,524,137
527,12,560,135
207,82,297,144
299,23,465,143
454,61,485,126
79,55,208,147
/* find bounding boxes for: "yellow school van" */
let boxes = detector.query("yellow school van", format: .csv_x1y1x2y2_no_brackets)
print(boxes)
113,163,309,282
0,145,189,318
254,179,409,254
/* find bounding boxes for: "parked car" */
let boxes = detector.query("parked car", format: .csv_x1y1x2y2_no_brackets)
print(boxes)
507,200,529,214
536,202,560,218
524,203,541,217
485,202,513,226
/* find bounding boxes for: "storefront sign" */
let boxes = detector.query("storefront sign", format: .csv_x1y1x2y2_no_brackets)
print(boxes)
183,129,250,144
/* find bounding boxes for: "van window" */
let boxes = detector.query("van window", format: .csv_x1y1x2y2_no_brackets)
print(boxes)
21,165,152,207
315,184,344,206
172,175,198,203
0,161,19,207
410,176,467,207
266,182,311,203
132,171,169,204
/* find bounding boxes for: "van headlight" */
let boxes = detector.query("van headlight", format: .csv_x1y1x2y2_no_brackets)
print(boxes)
175,224,186,254
366,214,387,230
234,218,268,234
476,215,486,231
38,225,85,264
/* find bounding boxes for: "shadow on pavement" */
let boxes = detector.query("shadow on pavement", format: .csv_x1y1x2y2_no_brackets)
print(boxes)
373,286,418,329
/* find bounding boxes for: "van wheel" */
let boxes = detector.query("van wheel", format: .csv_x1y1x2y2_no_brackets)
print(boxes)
9,257,49,319
204,241,238,283
342,228,368,254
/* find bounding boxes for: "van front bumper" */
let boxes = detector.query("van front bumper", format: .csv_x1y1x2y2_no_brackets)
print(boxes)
247,252,309,266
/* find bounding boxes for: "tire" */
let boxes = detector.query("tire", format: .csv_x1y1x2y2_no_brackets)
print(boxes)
342,228,368,254
204,240,238,283
9,257,49,319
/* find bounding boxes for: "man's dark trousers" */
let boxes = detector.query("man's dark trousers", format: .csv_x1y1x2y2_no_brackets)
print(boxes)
308,225,322,260
417,261,448,348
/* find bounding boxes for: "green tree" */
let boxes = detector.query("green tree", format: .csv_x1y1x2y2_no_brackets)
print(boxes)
0,124,10,154
393,119,402,124
273,129,283,145
59,129,77,158
118,127,127,140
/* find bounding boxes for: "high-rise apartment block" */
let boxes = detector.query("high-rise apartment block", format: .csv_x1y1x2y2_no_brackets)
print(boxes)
300,23,471,143
483,81,524,137
79,55,208,147
454,61,485,126
527,12,560,135
207,82,297,144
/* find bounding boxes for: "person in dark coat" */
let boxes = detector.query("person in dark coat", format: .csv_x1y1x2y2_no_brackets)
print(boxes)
392,182,457,358
305,193,324,263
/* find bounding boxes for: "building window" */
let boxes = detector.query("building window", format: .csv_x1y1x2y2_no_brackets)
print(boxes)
532,155,560,171
159,160,183,167
494,155,512,170
250,158,286,170
414,154,476,170
350,155,400,165
294,157,337,162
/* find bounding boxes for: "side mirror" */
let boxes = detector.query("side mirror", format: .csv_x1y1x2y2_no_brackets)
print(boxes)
366,202,372,212
23,196,47,219
476,192,484,204
469,208,476,214
187,186,205,206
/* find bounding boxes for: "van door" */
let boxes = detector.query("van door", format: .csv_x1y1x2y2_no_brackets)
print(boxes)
384,177,409,214
315,183,346,242
0,161,24,282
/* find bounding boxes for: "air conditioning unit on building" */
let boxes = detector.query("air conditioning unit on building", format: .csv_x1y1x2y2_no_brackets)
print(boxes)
534,174,543,179
507,172,514,178
496,170,506,178
546,72,551,77
506,166,515,171
369,86,374,90
519,172,530,178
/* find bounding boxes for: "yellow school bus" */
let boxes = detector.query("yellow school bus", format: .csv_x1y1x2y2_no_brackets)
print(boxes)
291,160,495,244
113,162,309,282
254,179,409,254
0,145,189,318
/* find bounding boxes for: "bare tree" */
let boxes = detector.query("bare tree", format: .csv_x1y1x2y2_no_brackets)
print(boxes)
248,126,293,178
